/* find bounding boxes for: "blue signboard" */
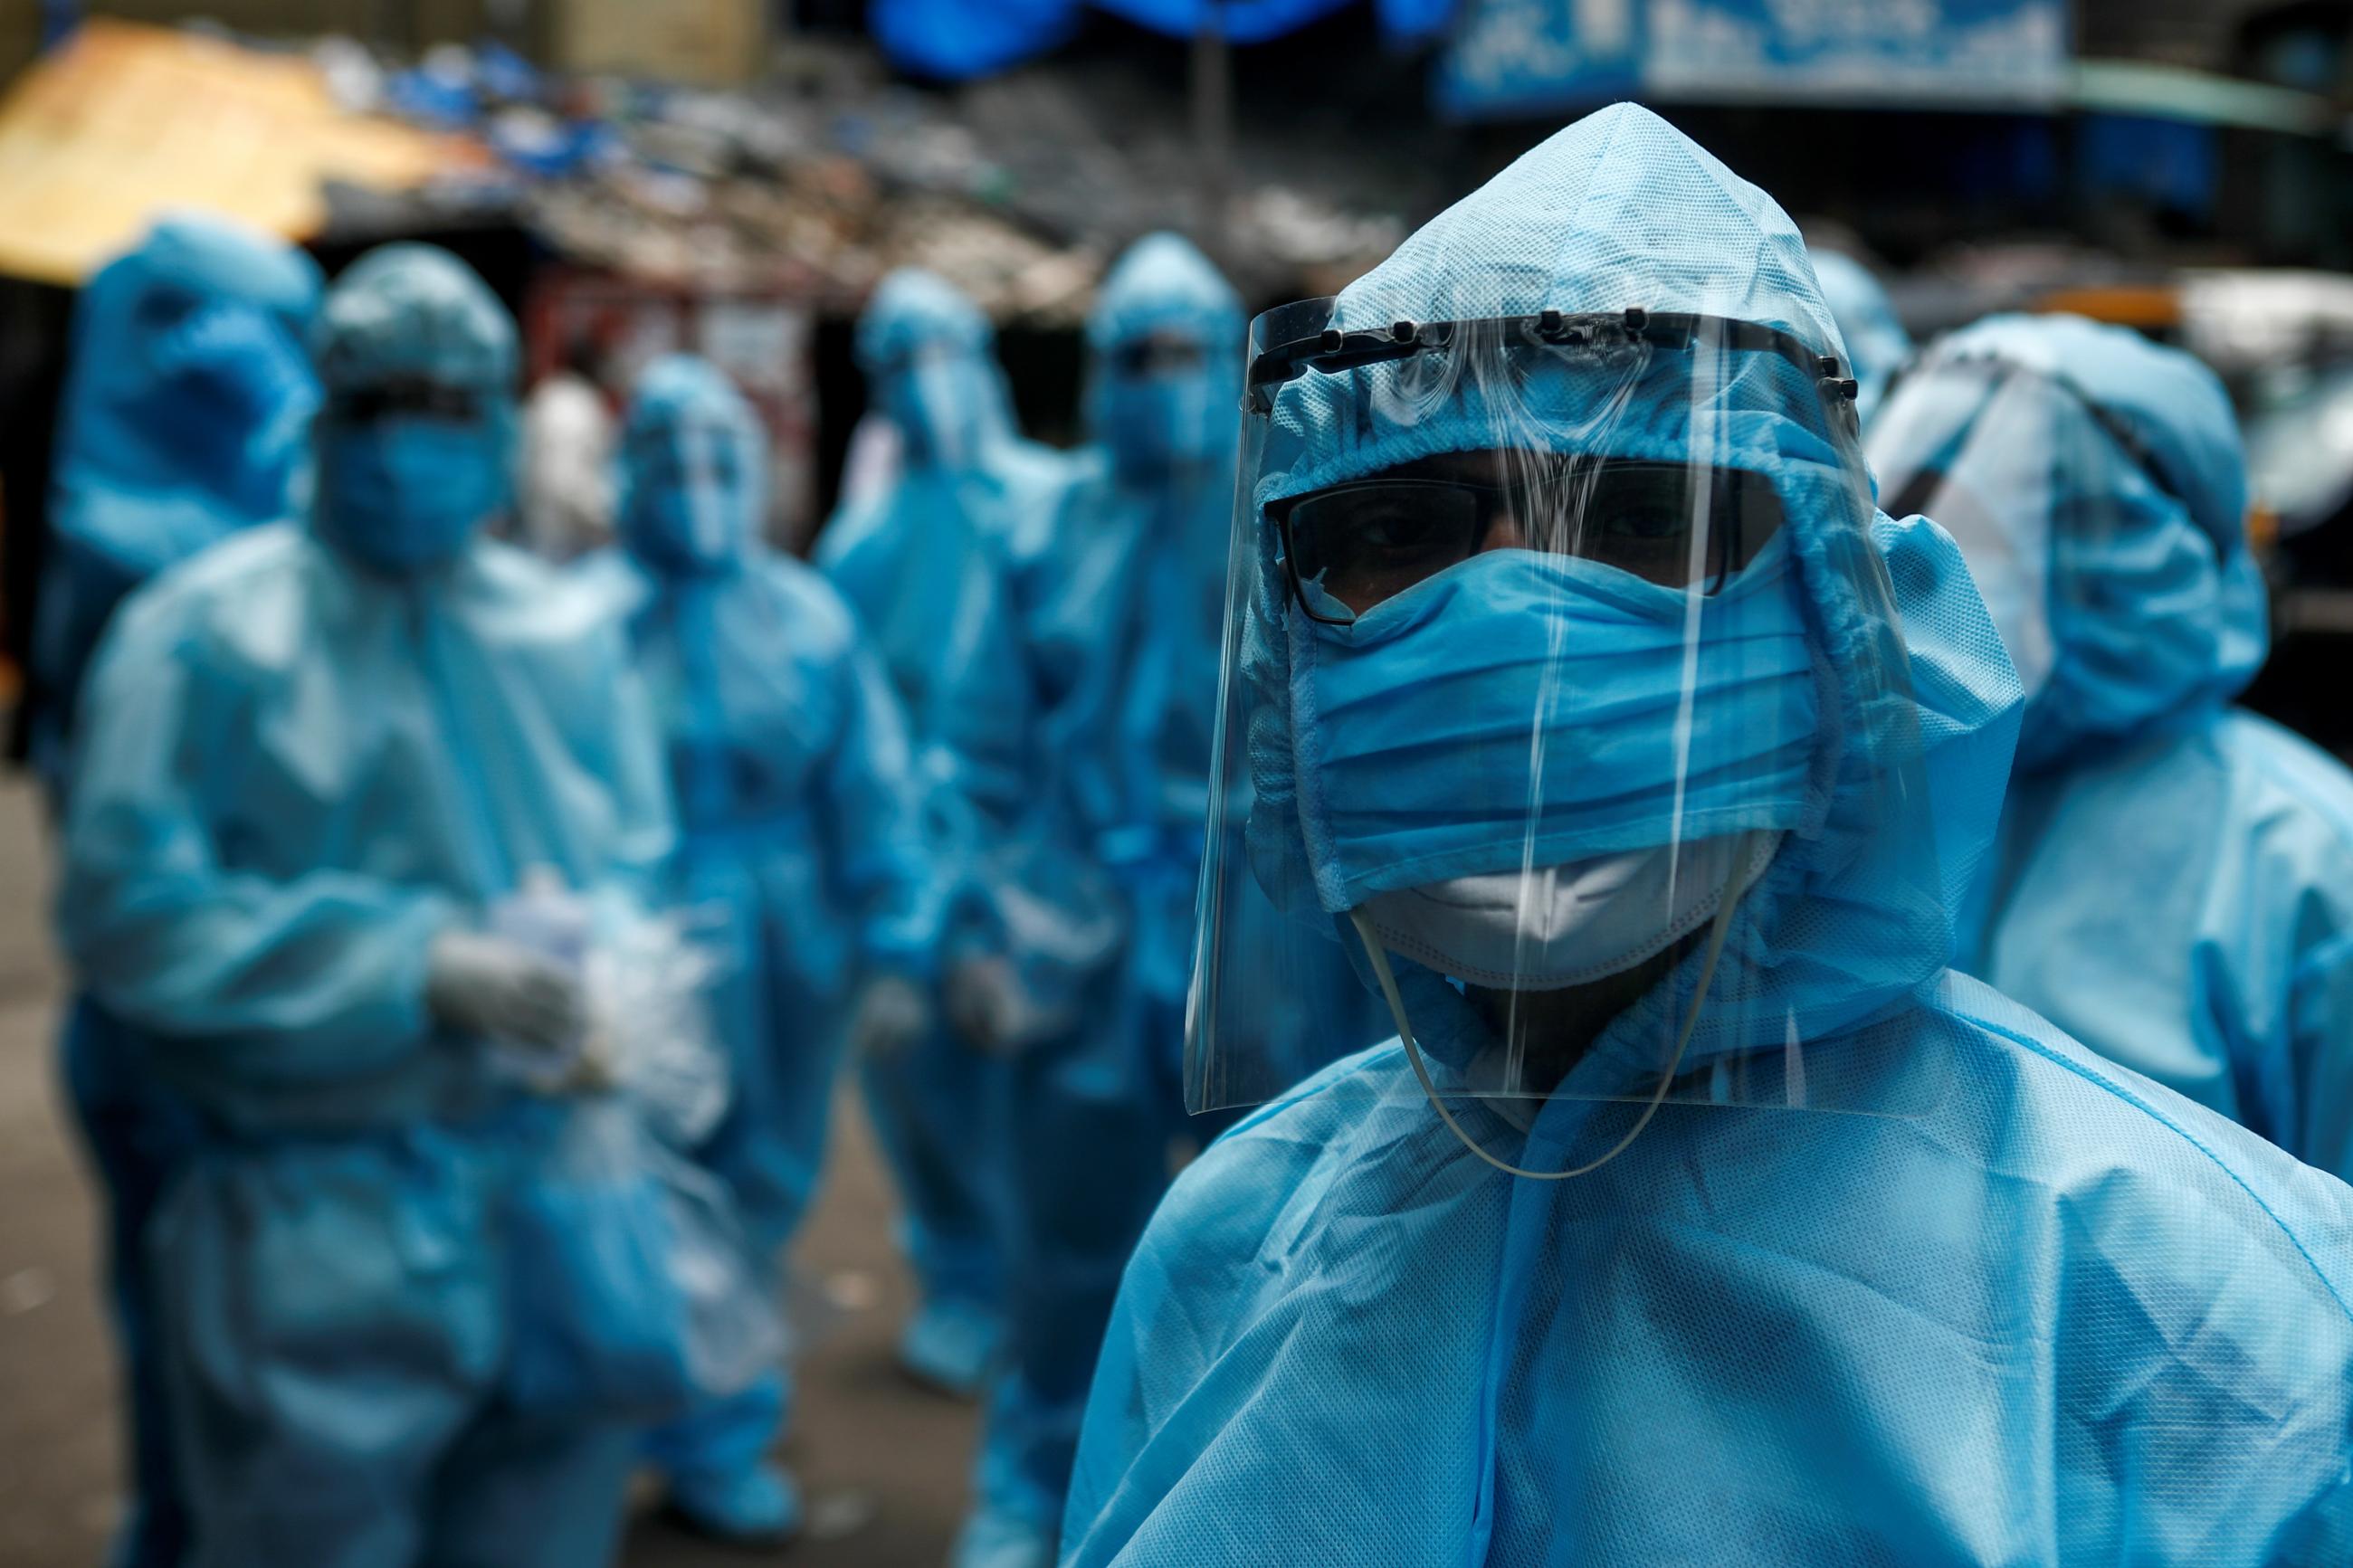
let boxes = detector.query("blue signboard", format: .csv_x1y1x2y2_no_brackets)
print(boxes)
1438,0,2071,119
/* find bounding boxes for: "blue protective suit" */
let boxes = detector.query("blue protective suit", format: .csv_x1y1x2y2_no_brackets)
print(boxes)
1809,249,1911,424
34,213,323,1568
1062,107,2353,1568
590,356,943,1515
815,270,1081,1388
959,234,1384,1568
56,244,671,1568
1871,314,2353,1183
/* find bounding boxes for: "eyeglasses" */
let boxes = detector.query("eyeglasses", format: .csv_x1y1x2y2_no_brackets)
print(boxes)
327,378,487,425
1271,458,1785,625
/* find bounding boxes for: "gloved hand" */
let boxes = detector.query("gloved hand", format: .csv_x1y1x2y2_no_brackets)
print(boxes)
849,974,932,1058
944,955,1025,1056
425,928,586,1055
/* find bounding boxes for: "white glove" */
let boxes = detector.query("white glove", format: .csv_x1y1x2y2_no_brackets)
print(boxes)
848,974,932,1058
424,929,586,1055
944,955,1025,1056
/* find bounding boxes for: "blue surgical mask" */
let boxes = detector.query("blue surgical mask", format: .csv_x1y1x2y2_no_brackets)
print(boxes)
316,415,510,572
1290,537,1822,915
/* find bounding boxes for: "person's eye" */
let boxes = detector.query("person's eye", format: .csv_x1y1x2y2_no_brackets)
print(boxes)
1597,505,1685,544
1355,502,1452,554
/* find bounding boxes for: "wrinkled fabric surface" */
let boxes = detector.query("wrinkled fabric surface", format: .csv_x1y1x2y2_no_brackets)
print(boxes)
33,212,322,1568
1977,713,2353,1181
57,245,671,1568
1875,316,2353,1183
599,356,942,1490
1068,997,2353,1567
1064,105,2353,1568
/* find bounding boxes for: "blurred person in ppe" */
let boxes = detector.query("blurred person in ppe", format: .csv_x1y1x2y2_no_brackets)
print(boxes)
1809,248,1910,424
952,233,1382,1568
32,211,322,1568
1871,313,2353,1182
588,354,945,1544
1061,104,2353,1567
57,242,675,1568
816,269,1099,1398
516,336,615,561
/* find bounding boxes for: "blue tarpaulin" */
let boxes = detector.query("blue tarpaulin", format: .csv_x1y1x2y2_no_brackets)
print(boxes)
871,0,1456,81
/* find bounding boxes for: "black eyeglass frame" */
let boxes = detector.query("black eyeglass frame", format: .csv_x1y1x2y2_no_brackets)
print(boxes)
1269,461,1778,626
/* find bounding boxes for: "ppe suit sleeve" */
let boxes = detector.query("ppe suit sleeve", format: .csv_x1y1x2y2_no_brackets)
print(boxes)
824,614,948,980
2290,932,2353,1183
56,601,458,1084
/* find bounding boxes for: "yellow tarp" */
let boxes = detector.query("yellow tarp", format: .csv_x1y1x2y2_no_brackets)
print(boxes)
0,20,473,285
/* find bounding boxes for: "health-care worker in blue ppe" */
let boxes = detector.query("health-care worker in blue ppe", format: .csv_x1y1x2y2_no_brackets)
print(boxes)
33,211,322,1568
590,354,945,1544
1808,248,1910,424
57,242,675,1568
817,268,1098,1396
953,233,1383,1568
1870,314,2353,1183
1060,104,2353,1567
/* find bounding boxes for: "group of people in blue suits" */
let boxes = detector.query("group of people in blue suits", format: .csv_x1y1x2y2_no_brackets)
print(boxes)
37,93,2353,1568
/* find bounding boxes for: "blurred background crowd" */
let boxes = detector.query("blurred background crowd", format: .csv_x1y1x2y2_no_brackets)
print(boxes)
5,3,2353,1567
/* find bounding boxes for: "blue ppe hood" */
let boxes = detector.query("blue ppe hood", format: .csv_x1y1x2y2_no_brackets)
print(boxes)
49,214,323,576
309,244,520,575
1867,312,2265,774
1193,104,2024,1110
856,269,1023,471
34,214,324,795
1084,233,1245,480
616,355,767,576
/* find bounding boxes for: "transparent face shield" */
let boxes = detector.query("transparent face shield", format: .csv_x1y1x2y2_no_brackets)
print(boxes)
626,414,750,566
1189,299,1957,1153
1867,358,2077,701
872,343,1005,472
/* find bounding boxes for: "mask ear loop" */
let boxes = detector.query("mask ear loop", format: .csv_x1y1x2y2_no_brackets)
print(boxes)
1348,840,1748,1183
